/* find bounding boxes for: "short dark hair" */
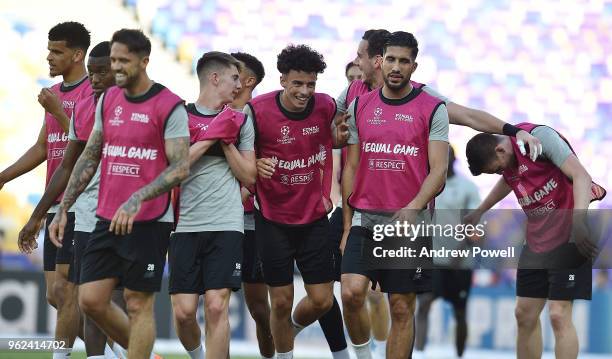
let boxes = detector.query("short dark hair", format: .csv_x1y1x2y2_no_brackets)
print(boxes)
362,29,390,58
48,21,91,51
231,52,265,85
110,29,151,57
277,44,326,75
345,61,358,76
383,31,419,60
465,133,500,176
196,51,241,78
89,41,110,58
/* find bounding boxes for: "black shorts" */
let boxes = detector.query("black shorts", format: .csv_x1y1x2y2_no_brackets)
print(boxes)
68,231,90,284
328,207,343,281
342,226,432,294
432,269,472,309
43,212,75,271
242,230,264,283
80,221,172,292
169,231,243,294
516,263,592,301
255,211,335,287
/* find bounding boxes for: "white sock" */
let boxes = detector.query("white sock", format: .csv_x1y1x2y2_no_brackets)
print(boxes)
276,350,293,359
261,355,275,359
112,343,127,359
291,315,306,337
412,350,425,359
187,344,205,359
88,356,106,359
332,348,351,359
373,339,385,348
102,343,117,359
352,340,372,359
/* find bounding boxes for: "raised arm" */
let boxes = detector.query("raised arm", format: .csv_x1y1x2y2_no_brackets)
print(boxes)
0,123,47,190
447,102,542,161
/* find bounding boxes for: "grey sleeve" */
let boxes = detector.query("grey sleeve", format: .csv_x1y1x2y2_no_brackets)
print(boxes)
421,85,451,105
238,115,255,151
531,126,573,167
336,85,350,114
242,104,254,120
164,105,189,139
68,112,77,141
93,94,104,133
346,99,359,145
429,104,449,142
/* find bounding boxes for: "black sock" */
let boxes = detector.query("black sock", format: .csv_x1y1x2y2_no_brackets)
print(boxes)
318,295,348,352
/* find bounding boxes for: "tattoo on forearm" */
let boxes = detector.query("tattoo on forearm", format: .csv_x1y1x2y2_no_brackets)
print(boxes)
132,137,189,202
61,130,103,209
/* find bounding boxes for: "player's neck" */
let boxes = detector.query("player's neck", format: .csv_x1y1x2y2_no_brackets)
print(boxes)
196,89,227,111
124,74,153,97
370,71,385,89
62,63,87,84
231,90,252,110
382,82,413,100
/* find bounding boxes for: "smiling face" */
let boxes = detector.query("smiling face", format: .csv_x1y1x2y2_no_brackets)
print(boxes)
382,45,417,92
354,39,380,85
47,40,78,77
110,42,148,90
216,64,242,104
279,70,317,111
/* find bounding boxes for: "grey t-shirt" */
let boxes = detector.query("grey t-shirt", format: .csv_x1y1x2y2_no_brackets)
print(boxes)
93,91,189,223
175,104,255,233
531,126,572,166
68,112,101,233
433,174,481,266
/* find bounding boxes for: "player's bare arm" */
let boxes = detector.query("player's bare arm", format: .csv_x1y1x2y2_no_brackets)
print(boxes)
447,102,542,161
0,123,47,190
221,144,256,186
559,154,596,258
18,139,85,252
393,140,449,222
109,136,189,235
463,178,512,226
340,143,359,252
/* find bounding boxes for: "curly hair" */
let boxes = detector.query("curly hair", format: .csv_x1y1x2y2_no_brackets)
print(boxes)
48,21,90,51
277,44,326,75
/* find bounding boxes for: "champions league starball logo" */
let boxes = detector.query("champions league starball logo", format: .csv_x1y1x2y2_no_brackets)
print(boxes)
367,107,385,125
277,125,295,144
110,105,124,126
280,174,289,184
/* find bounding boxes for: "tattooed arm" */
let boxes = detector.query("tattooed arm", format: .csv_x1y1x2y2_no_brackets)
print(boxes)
48,129,103,246
109,135,190,235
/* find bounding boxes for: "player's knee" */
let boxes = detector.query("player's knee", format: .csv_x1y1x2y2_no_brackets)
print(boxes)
205,296,230,324
549,304,571,333
310,292,333,313
46,287,57,308
247,300,270,324
367,290,384,305
515,304,538,328
172,302,198,327
270,294,293,316
53,276,69,306
390,298,414,323
341,285,366,311
79,291,105,317
124,293,153,318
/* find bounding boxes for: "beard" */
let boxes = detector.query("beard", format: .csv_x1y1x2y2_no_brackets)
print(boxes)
383,74,411,91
